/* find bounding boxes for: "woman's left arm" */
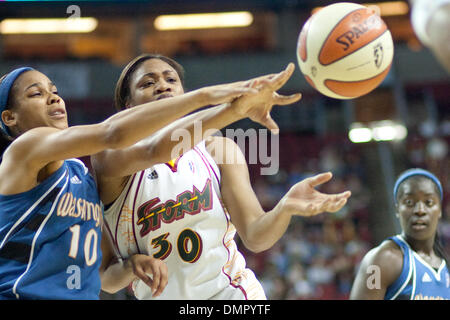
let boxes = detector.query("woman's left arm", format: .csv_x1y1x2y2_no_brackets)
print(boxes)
211,136,351,253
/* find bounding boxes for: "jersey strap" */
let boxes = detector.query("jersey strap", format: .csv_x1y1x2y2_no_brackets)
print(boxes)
385,235,413,300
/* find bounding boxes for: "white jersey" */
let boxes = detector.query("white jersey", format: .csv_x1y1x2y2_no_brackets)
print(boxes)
104,141,266,300
411,0,450,46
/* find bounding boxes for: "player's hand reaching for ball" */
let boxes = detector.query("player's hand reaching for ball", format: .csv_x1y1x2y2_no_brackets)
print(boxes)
129,254,168,297
230,63,302,134
196,80,259,107
278,172,351,217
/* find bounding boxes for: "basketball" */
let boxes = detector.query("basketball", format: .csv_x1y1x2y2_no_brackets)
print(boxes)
297,2,394,99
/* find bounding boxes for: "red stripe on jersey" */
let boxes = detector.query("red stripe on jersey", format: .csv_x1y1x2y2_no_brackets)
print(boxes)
193,146,220,189
131,171,146,254
113,173,137,259
194,145,247,299
220,208,248,300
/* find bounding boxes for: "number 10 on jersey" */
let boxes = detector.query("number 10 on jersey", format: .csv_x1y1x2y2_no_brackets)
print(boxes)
68,224,99,266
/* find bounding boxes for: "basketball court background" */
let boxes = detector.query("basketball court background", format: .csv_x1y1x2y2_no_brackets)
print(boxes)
0,0,448,300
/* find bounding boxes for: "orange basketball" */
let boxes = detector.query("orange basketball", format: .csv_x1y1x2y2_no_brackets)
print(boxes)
297,2,394,99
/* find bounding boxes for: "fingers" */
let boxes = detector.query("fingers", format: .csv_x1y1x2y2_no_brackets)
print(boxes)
307,172,333,187
249,63,295,91
271,63,296,90
273,92,302,105
248,78,271,90
337,190,352,199
297,192,351,217
322,192,351,213
238,63,300,105
258,113,279,135
240,61,296,89
222,87,259,103
133,264,154,290
149,264,160,295
328,197,349,212
133,257,168,297
209,82,260,105
250,73,277,84
234,87,259,97
152,262,168,297
158,264,169,296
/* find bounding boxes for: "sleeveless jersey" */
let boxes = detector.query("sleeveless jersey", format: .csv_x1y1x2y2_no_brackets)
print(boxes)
104,141,266,300
0,159,102,299
385,235,450,300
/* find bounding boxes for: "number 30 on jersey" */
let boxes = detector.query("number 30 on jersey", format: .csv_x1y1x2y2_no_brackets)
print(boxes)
151,228,202,263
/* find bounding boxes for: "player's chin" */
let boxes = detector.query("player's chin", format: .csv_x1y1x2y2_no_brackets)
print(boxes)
406,226,433,240
51,119,69,130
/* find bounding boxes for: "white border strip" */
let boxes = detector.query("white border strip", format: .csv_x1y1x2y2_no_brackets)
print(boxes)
390,235,413,300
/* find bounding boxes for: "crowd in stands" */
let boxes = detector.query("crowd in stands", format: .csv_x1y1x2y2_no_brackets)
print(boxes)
240,133,373,299
240,110,449,299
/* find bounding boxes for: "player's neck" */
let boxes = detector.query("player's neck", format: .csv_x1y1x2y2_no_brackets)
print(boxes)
402,233,435,255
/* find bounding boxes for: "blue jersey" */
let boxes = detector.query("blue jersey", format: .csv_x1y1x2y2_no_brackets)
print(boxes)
0,159,102,299
385,235,450,300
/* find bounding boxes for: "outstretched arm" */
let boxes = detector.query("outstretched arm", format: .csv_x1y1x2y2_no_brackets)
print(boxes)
92,64,301,204
0,83,253,195
92,63,301,179
211,136,351,253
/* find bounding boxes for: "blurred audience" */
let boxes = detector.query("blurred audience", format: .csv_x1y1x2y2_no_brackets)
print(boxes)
242,120,448,300
238,133,372,300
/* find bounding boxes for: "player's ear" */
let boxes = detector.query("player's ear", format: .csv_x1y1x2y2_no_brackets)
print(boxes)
1,109,17,129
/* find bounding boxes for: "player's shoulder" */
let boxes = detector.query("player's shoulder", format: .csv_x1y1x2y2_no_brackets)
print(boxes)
205,136,241,163
353,238,404,289
204,135,235,149
65,158,88,172
378,239,403,258
362,238,404,273
65,158,94,185
4,127,58,154
0,127,61,175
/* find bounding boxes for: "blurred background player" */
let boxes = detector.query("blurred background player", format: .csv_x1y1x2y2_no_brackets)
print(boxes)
409,0,450,73
96,54,351,300
349,169,449,300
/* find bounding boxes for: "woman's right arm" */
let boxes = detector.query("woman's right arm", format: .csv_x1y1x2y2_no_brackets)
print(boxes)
0,84,253,192
25,86,255,166
92,63,302,180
